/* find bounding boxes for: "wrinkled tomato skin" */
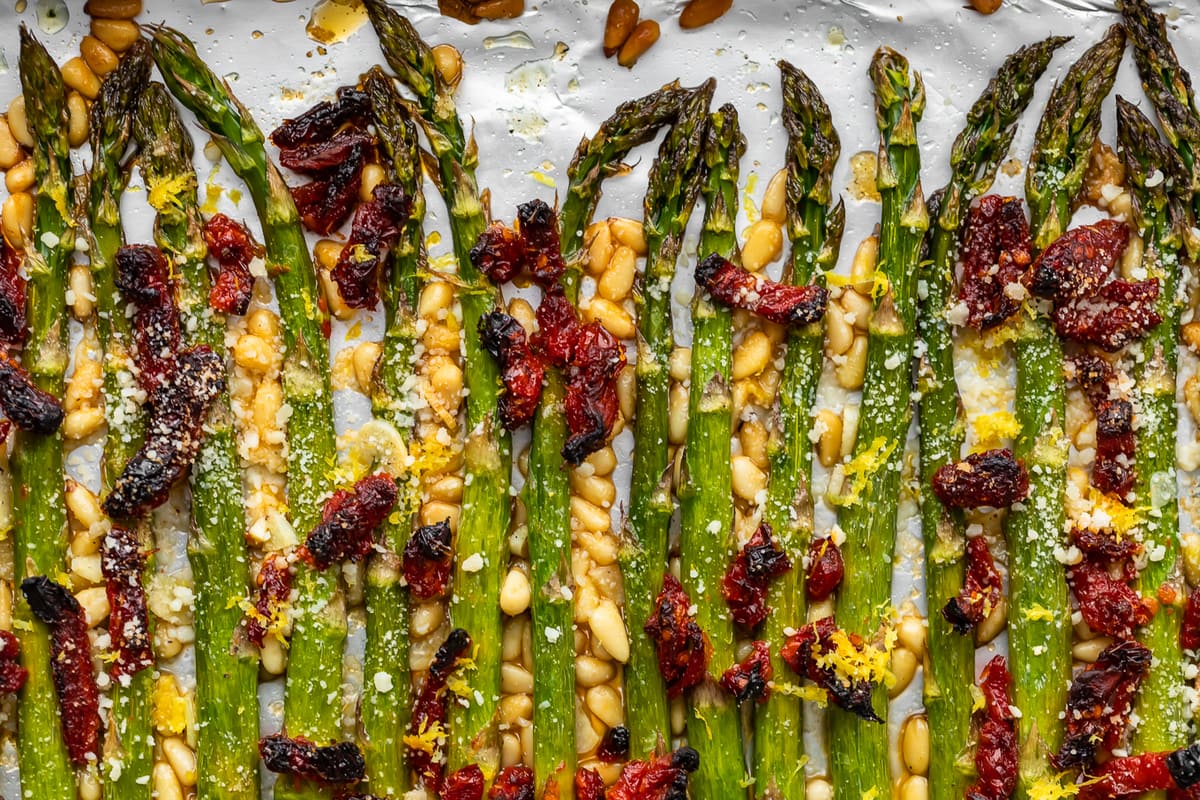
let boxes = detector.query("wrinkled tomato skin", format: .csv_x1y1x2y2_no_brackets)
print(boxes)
0,235,26,346
562,322,625,464
805,536,843,602
0,630,25,694
957,195,1033,331
1078,752,1177,800
1053,278,1163,351
442,765,485,800
291,141,367,235
258,734,366,784
331,184,411,310
607,747,699,800
931,448,1029,509
270,86,371,149
781,616,881,722
644,574,711,699
696,254,828,326
531,288,581,367
722,522,792,628
1052,640,1151,771
0,353,63,434
471,221,527,285
301,473,398,570
101,525,153,679
402,519,454,599
116,244,182,401
246,552,293,648
1182,590,1200,652
1068,555,1153,640
942,536,1003,634
719,639,773,704
407,628,472,791
1028,218,1128,302
967,656,1017,800
517,199,567,287
575,767,607,800
479,310,545,430
489,766,535,800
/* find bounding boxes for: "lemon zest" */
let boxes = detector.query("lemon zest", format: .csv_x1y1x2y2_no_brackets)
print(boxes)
828,437,898,506
1023,604,1056,622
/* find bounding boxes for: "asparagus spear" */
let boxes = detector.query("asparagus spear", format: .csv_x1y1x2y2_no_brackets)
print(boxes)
522,82,693,797
918,37,1066,800
1116,95,1191,760
680,100,746,798
829,48,928,800
621,83,713,757
10,26,77,799
362,0,511,774
147,27,344,800
756,62,842,800
359,67,424,795
132,81,261,800
1013,27,1123,796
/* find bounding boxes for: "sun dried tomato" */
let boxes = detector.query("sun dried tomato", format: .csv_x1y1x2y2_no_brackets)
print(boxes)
781,616,881,722
115,244,183,401
20,576,100,766
719,639,773,704
489,765,535,800
0,630,25,694
203,213,262,316
443,765,485,800
291,140,367,235
1071,354,1137,498
271,86,371,149
1068,555,1153,640
331,184,411,310
1053,279,1163,352
957,195,1033,331
246,552,293,649
1052,640,1151,770
279,130,374,174
931,449,1029,509
259,734,365,785
967,655,1017,800
0,353,63,434
1028,219,1128,303
402,519,453,600
695,254,829,327
805,535,843,602
479,310,545,430
1073,527,1140,560
722,522,793,628
300,473,398,570
942,536,1003,635
597,724,631,763
575,767,607,800
408,627,472,791
103,346,226,519
1182,590,1200,652
470,221,526,285
101,525,153,680
1079,747,1200,800
607,747,700,800
0,234,26,347
562,321,625,464
644,574,711,699
517,199,567,288
530,287,582,368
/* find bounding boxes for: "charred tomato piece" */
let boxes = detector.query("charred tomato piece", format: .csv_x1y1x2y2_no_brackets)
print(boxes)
202,213,262,316
719,639,773,704
607,747,700,800
1079,745,1200,800
443,765,485,800
1073,527,1140,560
530,287,582,368
470,221,526,285
956,195,1033,331
517,199,566,288
246,552,293,649
942,536,1003,635
270,86,371,149
479,310,545,430
781,616,882,722
0,234,26,347
0,353,63,434
331,184,412,310
644,574,711,699
805,535,844,602
21,576,100,765
489,765,535,800
402,519,454,600
1027,218,1128,303
1068,554,1153,641
300,473,398,569
722,522,793,628
1072,354,1136,499
0,630,26,694
408,627,472,791
575,767,607,800
1182,590,1200,653
259,734,365,785
967,655,1018,800
116,244,183,401
1051,640,1151,770
291,140,367,235
279,130,373,174
1053,279,1163,351
562,321,625,464
597,724,631,763
696,253,828,327
931,448,1029,509
101,525,153,679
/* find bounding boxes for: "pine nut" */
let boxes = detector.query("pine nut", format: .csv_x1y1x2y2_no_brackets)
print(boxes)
582,297,635,340
500,568,532,616
0,584,11,631
617,364,636,421
427,474,463,503
572,496,611,533
358,163,386,204
1120,232,1144,280
576,709,603,754
733,330,772,380
502,663,534,694
825,302,853,356
85,0,143,17
1182,532,1200,587
835,335,868,390
419,281,454,319
841,289,873,331
586,220,614,275
474,0,524,20
851,235,879,294
65,350,101,412
575,655,615,687
71,553,103,586
253,381,283,437
670,696,686,735
162,736,197,787
1186,376,1200,427
599,245,637,301
501,732,522,767
808,778,833,800
62,58,101,101
617,19,660,68
0,117,21,170
584,447,617,477
2,158,31,193
888,646,917,698
234,334,273,372
502,618,524,661
604,0,640,56
1072,636,1113,663
816,409,843,468
665,349,690,384
2,191,34,249
499,693,533,725
64,407,105,440
352,341,381,394
975,596,1007,645
6,97,32,149
761,169,788,223
260,634,287,674
668,381,689,446
1108,191,1132,220
731,455,766,503
741,220,783,272
431,44,464,89
841,403,860,460
412,601,443,637
421,501,460,533
571,472,615,509
507,297,536,336
319,267,353,321
586,685,624,728
80,35,119,77
897,615,926,658
679,0,733,29
422,321,460,355
91,18,140,52
969,0,1002,12
901,775,929,800
246,308,279,340
76,587,110,628
66,91,90,148
313,238,342,271
66,479,103,532
608,216,647,255
589,599,629,663
428,355,463,409
521,720,534,764
1183,322,1200,354
739,419,769,470
79,770,101,800
152,761,184,800
579,530,618,566
901,715,930,775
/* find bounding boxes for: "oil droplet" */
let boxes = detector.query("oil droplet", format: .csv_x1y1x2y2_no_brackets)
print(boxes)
826,24,846,47
14,0,27,13
35,0,68,34
306,0,368,45
252,30,265,40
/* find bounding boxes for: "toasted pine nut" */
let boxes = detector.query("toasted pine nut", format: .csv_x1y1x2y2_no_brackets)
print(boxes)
253,380,283,436
902,715,930,776
851,235,879,294
62,58,101,101
576,711,603,755
502,618,524,661
427,474,463,504
609,216,647,255
825,302,853,356
670,696,686,735
501,662,534,694
582,297,635,340
85,0,143,17
1072,636,1113,663
71,553,103,586
572,496,611,533
162,736,197,787
80,35,120,77
617,364,636,421
246,308,279,340
816,409,843,468
66,91,90,148
79,770,101,800
841,403,860,459
585,447,617,478
91,18,140,52
575,655,615,688
233,334,273,372
0,122,22,171
969,0,1002,13
66,479,103,531
835,335,868,390
260,634,287,675
586,220,614,275
1108,190,1132,220
975,596,1007,645
507,297,536,336
733,330,772,381
617,19,660,68
579,530,618,566
742,220,783,272
2,191,34,249
419,281,454,319
888,646,917,698
68,263,95,321
739,419,769,470
679,0,733,28
807,779,833,800
572,472,616,509
5,158,34,195
663,350,691,387
76,586,110,628
318,267,353,321
421,500,461,533
1186,376,1200,427
359,163,386,203
841,289,872,331
897,615,926,658
1120,232,1144,280
501,732,522,767
64,407,105,441
1182,532,1200,587
313,238,342,271
668,381,689,446
152,761,184,800
1183,322,1200,354
431,43,464,89
762,169,788,224
428,354,463,405
599,245,637,301
901,775,929,800
589,599,629,663
352,341,381,394
604,0,640,56
411,601,443,637
6,97,32,149
731,455,766,503
500,568,532,616
586,684,624,728
499,693,533,725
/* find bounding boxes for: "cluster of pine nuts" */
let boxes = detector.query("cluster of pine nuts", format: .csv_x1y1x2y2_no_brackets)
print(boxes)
825,234,876,392
602,0,731,68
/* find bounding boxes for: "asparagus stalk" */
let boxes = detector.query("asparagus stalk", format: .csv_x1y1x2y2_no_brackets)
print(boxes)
680,100,746,797
1013,27,1123,795
10,26,77,799
522,82,693,797
621,83,714,757
362,0,511,774
919,37,1066,800
132,81,261,800
829,48,928,800
1116,95,1191,759
359,67,425,795
147,28,344,800
755,62,842,800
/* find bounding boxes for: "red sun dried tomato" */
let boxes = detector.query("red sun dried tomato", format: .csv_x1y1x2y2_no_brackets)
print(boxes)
942,536,1003,635
1052,640,1151,770
408,627,472,792
607,747,699,800
443,764,485,800
479,310,546,430
695,253,829,327
562,321,625,464
781,616,881,722
956,194,1033,331
203,213,262,316
0,352,63,434
291,138,368,235
470,221,526,285
1053,278,1163,352
719,639,773,704
575,767,607,800
644,574,711,699
103,346,226,519
530,287,582,368
0,630,25,694
967,655,1018,800
101,525,153,680
331,184,412,310
1073,527,1140,560
1182,590,1200,652
271,86,371,150
300,473,398,570
116,244,183,402
722,522,793,628
931,448,1029,509
1028,218,1128,303
597,724,631,763
246,552,293,649
1078,745,1200,800
805,535,843,602
0,234,26,347
259,734,366,785
1072,354,1137,499
1068,554,1153,641
489,765,535,800
20,576,100,766
517,199,567,288
402,519,454,600
279,130,374,174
